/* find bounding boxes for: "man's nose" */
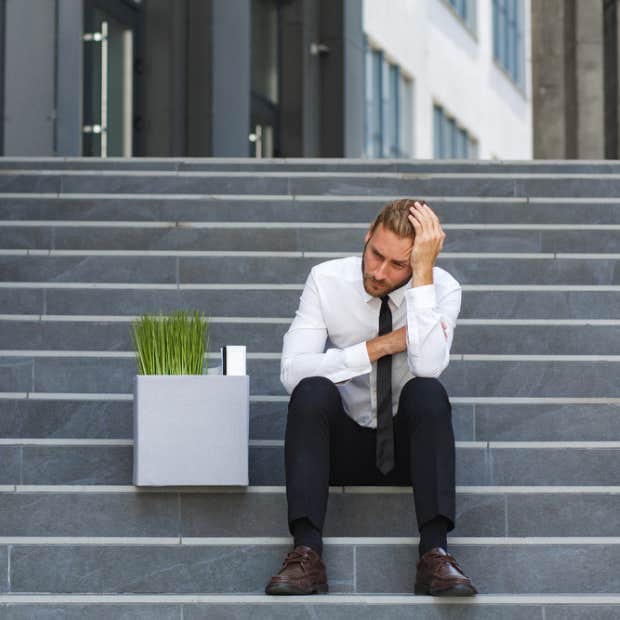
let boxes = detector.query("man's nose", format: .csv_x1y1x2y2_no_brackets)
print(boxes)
374,262,389,279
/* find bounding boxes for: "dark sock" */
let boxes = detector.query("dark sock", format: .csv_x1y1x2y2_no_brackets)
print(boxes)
418,515,450,557
292,517,323,557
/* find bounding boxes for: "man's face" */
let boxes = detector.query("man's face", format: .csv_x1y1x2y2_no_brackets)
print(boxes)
362,223,413,297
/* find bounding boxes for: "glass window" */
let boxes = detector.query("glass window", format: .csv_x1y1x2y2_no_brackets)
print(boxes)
433,103,477,159
493,0,524,86
387,64,400,157
447,0,476,33
400,76,413,157
433,105,443,159
364,39,414,158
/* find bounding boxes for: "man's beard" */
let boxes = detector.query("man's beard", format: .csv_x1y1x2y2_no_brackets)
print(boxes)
361,240,412,296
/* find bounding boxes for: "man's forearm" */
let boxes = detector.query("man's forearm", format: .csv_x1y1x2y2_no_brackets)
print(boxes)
366,326,407,363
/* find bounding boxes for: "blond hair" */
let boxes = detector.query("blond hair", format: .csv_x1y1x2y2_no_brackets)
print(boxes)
368,198,419,240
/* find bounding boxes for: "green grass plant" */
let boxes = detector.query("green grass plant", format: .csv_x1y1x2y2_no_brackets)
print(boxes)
130,310,210,375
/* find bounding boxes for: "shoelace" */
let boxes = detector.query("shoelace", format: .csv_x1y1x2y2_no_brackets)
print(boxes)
281,549,312,573
426,551,465,576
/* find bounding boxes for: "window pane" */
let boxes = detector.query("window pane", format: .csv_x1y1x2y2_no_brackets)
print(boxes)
372,50,383,157
458,128,468,158
388,65,400,156
400,76,413,157
445,117,456,158
381,57,391,157
364,41,374,157
433,105,443,158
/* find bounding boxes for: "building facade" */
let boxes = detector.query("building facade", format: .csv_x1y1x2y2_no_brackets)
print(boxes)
0,0,365,158
532,0,620,159
0,0,534,159
363,0,533,159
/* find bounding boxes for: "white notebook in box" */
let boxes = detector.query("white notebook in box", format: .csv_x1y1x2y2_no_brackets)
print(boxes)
221,345,246,376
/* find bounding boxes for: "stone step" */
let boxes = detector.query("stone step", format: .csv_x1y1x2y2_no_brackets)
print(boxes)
7,170,620,198
0,487,617,538
4,539,620,594
0,442,619,486
2,396,619,442
0,594,618,620
6,156,620,173
0,255,618,285
3,355,616,397
2,224,619,254
1,318,618,355
2,196,620,225
1,286,616,319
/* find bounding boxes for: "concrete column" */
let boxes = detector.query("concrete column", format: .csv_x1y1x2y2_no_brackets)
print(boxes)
532,0,568,158
279,0,321,157
3,0,56,155
186,0,212,156
318,0,364,157
143,0,188,156
211,0,250,156
575,0,605,157
56,0,84,156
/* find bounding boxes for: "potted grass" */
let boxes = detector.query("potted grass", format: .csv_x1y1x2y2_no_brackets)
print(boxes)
131,309,249,486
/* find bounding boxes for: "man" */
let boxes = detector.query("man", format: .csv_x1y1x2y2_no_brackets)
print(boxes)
265,198,477,597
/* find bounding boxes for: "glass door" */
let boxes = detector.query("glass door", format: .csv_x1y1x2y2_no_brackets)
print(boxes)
83,0,142,157
250,0,281,157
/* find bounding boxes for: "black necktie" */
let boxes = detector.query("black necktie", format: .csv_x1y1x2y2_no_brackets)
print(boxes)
376,295,394,475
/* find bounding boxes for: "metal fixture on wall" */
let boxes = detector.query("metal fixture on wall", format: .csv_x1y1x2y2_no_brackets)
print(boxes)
82,20,108,157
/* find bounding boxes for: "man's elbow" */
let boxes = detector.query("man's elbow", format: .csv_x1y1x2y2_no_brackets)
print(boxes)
408,357,448,379
280,362,295,395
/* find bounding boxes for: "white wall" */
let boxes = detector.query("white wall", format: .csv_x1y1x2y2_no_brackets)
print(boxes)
363,0,533,159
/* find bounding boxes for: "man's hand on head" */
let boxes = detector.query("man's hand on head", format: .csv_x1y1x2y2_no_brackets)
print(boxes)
407,200,446,287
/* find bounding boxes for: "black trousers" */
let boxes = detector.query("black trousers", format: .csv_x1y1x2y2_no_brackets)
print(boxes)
284,375,456,536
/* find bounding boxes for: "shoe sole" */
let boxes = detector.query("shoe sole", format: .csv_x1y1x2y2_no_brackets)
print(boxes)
265,582,329,595
415,583,478,596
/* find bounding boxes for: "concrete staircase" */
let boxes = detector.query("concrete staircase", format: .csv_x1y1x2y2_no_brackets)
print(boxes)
0,157,619,618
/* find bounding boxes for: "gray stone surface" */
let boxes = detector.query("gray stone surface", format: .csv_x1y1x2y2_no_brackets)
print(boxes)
0,492,178,536
175,255,620,285
5,157,620,173
0,288,43,314
37,288,620,320
6,225,617,254
21,445,132,485
0,357,33,391
24,356,620,398
0,398,132,439
506,493,620,536
248,444,620,486
12,440,620,486
2,160,620,605
182,604,540,620
545,607,620,620
10,544,353,593
4,607,180,620
6,320,619,355
475,403,620,441
180,490,504,538
0,256,177,284
355,543,620,593
0,447,21,484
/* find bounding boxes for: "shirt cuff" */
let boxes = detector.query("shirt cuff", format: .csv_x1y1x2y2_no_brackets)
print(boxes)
343,341,371,372
406,283,437,308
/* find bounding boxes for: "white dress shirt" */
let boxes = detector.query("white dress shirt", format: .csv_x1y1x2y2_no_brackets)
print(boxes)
280,256,462,428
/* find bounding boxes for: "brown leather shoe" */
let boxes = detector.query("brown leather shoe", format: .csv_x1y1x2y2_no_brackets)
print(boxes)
265,545,329,595
415,547,478,596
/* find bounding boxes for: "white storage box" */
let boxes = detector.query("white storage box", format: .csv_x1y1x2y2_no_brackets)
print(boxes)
133,374,249,486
